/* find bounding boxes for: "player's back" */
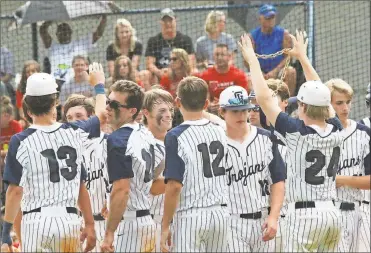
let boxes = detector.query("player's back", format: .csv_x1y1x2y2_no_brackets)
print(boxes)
5,118,101,211
107,123,163,211
165,119,228,211
274,112,343,202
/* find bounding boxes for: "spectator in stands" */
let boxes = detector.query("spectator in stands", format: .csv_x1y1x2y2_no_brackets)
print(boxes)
195,10,237,66
106,55,143,90
106,18,143,77
59,55,93,105
0,47,15,106
16,60,41,124
0,96,22,159
248,4,297,95
197,43,248,114
160,48,191,98
39,15,107,81
145,8,195,83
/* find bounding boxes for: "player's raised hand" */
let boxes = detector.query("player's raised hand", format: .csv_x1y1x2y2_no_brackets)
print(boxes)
101,232,114,253
261,215,278,241
286,30,308,59
80,224,96,252
238,34,256,64
160,227,172,253
88,62,105,86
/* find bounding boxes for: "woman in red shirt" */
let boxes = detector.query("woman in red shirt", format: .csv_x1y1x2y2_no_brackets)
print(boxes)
16,60,40,124
160,48,191,98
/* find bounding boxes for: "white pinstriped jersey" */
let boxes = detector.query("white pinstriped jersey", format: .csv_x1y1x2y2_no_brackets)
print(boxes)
226,126,286,214
4,117,100,211
164,119,229,211
274,112,344,203
358,116,371,203
107,123,164,211
337,120,370,202
83,133,109,214
150,139,165,216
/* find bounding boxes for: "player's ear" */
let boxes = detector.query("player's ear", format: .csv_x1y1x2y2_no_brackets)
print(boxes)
203,99,210,110
130,108,138,118
142,109,150,118
175,97,181,108
219,108,225,118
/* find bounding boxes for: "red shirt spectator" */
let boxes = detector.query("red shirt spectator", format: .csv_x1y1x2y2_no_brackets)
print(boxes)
160,74,180,98
1,120,22,151
197,65,248,100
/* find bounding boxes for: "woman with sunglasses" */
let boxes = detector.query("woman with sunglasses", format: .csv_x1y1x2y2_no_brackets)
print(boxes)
159,48,191,98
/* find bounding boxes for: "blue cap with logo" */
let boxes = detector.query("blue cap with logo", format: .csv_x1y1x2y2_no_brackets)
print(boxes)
258,4,277,18
219,86,254,110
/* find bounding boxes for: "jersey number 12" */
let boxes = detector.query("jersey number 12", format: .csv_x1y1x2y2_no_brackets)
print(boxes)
197,141,226,178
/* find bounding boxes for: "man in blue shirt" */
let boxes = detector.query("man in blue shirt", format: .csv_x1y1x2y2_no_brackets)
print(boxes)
247,4,297,96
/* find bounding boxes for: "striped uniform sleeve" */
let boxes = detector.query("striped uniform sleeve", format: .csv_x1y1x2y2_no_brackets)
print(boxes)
72,116,101,139
3,135,24,185
164,132,186,184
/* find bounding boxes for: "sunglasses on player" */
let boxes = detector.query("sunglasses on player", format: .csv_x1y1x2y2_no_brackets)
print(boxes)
247,105,260,112
106,98,131,110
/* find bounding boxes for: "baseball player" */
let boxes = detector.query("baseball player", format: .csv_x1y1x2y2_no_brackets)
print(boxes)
240,31,344,252
1,63,107,252
63,94,110,252
217,86,286,252
142,89,174,252
161,76,230,252
100,80,165,253
357,83,371,252
325,79,370,252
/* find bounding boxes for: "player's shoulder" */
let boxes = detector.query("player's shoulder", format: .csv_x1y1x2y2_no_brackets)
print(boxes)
107,126,134,148
166,124,191,138
8,128,37,148
256,126,272,138
355,120,371,136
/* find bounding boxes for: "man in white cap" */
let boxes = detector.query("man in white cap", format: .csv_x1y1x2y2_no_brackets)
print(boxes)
1,63,107,252
218,85,285,252
239,31,345,252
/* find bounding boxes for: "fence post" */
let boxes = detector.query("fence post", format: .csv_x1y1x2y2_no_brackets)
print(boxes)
31,23,38,61
307,0,315,68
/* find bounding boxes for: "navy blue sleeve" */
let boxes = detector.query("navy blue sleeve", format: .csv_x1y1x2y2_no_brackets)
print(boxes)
80,162,87,182
268,141,286,184
274,111,303,137
3,136,24,185
107,131,134,183
72,116,100,139
164,132,186,184
326,117,343,131
364,130,370,176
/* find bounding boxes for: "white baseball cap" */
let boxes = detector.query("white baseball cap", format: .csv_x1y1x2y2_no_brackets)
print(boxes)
25,73,59,96
219,86,253,110
295,81,331,106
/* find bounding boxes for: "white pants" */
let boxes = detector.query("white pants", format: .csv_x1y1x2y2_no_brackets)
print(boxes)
171,205,230,252
82,219,106,253
227,214,274,252
336,203,361,252
274,216,286,252
152,214,162,253
21,207,81,252
114,215,156,252
358,202,370,252
284,201,343,252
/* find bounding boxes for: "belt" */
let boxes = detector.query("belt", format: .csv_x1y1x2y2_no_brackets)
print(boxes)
122,209,150,219
267,207,286,218
93,214,105,221
338,202,360,211
221,204,227,207
240,211,262,219
295,201,317,209
362,201,370,205
23,207,78,215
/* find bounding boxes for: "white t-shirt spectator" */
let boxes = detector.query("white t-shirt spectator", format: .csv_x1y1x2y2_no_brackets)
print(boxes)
49,34,94,81
59,76,94,105
195,33,237,65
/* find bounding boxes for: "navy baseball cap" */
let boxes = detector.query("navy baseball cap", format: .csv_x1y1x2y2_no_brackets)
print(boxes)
258,4,277,18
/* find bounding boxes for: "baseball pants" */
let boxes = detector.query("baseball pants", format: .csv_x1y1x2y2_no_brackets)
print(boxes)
82,218,106,253
21,207,81,252
274,216,286,252
335,201,361,252
151,214,162,252
358,202,370,252
171,205,230,252
114,211,156,252
284,201,343,252
227,212,274,252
